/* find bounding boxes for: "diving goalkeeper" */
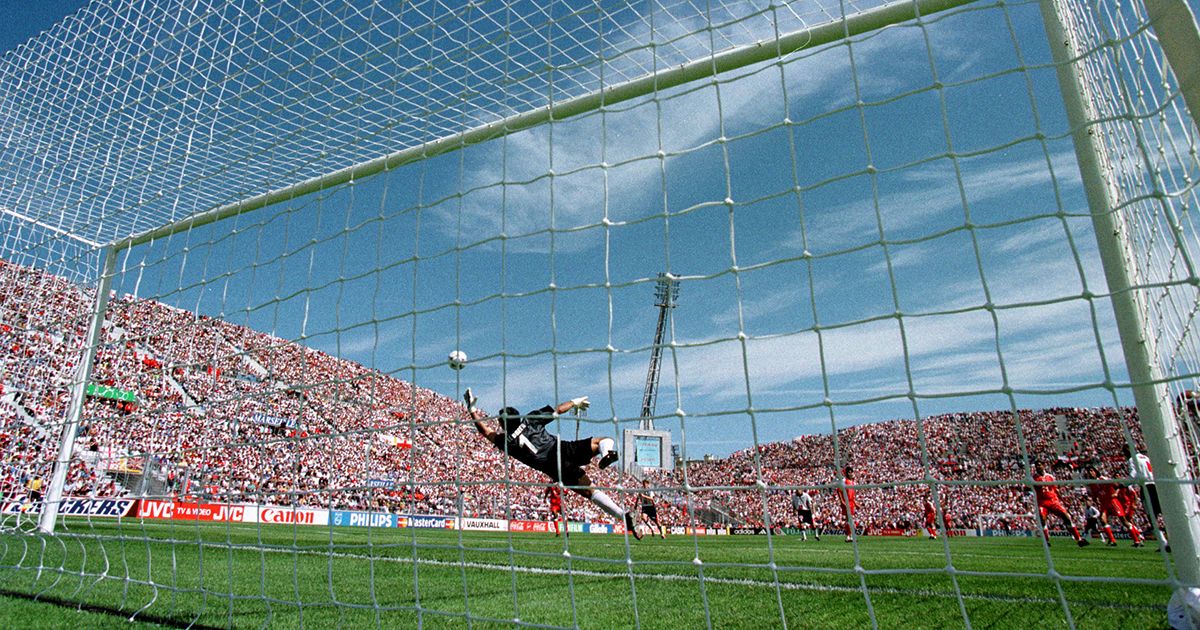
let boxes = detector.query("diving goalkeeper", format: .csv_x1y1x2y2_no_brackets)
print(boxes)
464,388,642,539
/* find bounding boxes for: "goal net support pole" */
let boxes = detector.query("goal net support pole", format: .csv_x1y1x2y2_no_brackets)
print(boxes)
1040,0,1200,585
38,247,116,534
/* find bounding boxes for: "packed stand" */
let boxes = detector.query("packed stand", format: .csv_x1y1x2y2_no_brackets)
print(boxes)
0,258,1162,533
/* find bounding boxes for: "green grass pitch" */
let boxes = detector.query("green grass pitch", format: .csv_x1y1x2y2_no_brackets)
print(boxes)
0,519,1173,628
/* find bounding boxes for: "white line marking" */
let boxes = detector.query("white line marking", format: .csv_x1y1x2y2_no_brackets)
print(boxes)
10,521,1165,611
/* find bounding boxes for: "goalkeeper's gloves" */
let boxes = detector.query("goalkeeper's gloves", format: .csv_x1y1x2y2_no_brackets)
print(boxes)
464,388,478,412
570,396,590,411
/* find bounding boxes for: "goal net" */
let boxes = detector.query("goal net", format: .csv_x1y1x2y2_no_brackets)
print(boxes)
1,0,1198,627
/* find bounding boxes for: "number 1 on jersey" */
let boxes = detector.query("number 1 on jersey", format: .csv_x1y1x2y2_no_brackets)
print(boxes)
510,424,537,454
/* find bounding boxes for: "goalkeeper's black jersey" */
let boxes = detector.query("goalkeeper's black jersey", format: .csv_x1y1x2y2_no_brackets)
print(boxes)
500,406,560,470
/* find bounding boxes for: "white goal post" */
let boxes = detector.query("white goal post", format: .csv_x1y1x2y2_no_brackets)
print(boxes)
1040,0,1200,584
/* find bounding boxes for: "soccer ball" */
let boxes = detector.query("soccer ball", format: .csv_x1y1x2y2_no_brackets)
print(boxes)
447,350,468,370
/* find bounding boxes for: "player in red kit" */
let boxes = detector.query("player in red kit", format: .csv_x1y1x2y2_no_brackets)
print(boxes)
923,495,938,539
545,485,566,537
1032,462,1089,547
1119,484,1139,518
840,466,857,543
1085,466,1144,547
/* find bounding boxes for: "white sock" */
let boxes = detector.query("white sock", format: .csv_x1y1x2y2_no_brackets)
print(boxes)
599,437,615,456
590,490,625,519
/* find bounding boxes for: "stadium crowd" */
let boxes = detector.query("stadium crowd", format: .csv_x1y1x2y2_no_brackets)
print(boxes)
678,406,1147,533
0,258,1161,534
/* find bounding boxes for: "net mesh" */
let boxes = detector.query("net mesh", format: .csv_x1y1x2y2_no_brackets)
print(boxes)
1060,0,1200,461
0,0,1199,627
0,0,872,250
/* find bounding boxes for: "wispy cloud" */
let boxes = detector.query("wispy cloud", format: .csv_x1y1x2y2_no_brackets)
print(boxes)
453,212,1124,429
433,2,945,252
672,225,1115,403
796,148,1083,255
863,241,932,274
708,284,806,328
314,324,408,359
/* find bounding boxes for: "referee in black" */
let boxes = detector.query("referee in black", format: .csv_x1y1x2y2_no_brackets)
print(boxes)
636,480,666,539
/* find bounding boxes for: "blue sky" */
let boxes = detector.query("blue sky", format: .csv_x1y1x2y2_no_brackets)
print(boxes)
13,0,1188,458
0,1,90,54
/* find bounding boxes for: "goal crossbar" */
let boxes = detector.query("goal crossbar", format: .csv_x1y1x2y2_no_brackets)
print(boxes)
108,0,980,253
1,206,102,249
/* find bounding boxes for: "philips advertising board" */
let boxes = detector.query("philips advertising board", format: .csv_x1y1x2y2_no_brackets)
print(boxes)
331,510,397,528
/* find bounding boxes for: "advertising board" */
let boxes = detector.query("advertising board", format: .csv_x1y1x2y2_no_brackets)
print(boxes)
331,510,397,528
400,514,456,529
461,517,507,531
257,506,329,526
1,497,135,518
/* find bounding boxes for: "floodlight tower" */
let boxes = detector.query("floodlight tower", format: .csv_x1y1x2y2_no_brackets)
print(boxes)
639,273,679,430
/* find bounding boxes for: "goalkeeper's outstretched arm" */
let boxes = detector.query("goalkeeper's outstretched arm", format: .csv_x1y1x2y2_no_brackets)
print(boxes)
525,397,591,427
553,396,589,415
464,388,501,446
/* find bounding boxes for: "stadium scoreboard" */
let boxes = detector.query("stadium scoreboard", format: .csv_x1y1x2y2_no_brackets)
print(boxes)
622,429,673,471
